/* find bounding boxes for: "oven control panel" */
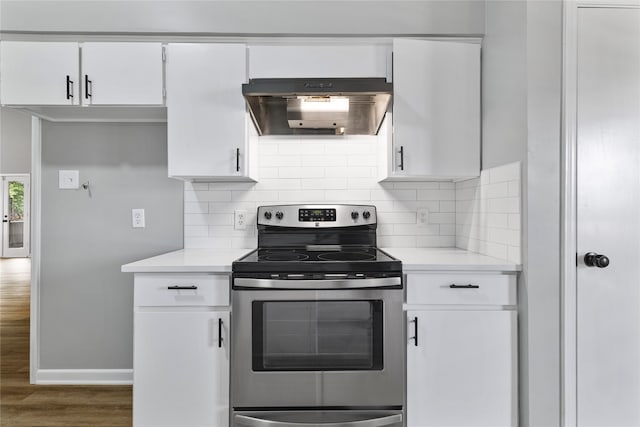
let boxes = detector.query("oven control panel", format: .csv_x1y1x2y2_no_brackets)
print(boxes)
299,208,336,222
258,204,376,227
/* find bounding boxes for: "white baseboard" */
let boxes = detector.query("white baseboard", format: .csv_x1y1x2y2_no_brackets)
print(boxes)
35,369,133,385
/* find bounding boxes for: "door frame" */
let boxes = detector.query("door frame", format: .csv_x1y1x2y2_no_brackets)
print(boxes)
1,174,31,257
561,2,640,426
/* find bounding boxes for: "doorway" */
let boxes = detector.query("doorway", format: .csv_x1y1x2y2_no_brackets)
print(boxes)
1,174,30,258
564,5,640,426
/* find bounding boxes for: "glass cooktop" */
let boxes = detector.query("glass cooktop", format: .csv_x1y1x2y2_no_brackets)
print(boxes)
232,246,401,275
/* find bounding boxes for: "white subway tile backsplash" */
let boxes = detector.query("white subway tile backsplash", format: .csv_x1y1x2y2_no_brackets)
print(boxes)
417,189,455,201
393,224,440,236
261,155,302,167
302,178,348,190
417,235,456,247
302,155,348,167
279,167,325,178
185,182,209,191
184,190,232,202
371,189,417,201
258,167,279,178
279,142,325,155
455,161,521,263
439,201,456,213
279,190,325,202
377,211,417,224
325,189,371,202
428,212,456,224
183,140,522,254
184,202,209,214
185,226,209,237
393,200,440,212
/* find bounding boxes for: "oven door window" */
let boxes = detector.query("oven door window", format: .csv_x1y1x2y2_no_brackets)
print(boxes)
252,300,383,371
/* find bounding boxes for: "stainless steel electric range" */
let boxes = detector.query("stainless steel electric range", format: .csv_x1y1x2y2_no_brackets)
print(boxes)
231,204,404,427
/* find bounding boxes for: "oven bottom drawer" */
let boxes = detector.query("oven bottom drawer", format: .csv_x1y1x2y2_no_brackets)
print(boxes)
233,410,403,427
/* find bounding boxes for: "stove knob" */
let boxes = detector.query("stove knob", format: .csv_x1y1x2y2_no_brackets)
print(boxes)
362,211,371,220
275,211,284,220
264,211,272,220
351,211,359,220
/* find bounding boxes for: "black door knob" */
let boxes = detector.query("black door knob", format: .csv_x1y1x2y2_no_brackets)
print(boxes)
584,252,610,268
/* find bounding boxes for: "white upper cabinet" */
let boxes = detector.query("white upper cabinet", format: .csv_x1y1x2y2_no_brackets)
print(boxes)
249,45,390,78
0,41,163,107
166,43,255,181
1,42,80,105
81,43,163,105
381,39,481,181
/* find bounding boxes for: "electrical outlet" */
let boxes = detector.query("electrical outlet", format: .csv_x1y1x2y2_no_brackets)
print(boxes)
234,210,247,230
417,208,429,227
132,209,145,228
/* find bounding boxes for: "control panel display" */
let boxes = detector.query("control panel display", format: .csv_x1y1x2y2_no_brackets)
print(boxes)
299,208,336,222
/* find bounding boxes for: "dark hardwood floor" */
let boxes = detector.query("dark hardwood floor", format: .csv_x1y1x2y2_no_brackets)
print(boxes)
0,258,132,426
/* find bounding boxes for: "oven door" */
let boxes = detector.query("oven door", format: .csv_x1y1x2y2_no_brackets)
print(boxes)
231,278,404,409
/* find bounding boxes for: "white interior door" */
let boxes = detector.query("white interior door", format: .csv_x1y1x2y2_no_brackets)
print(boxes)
576,8,640,426
1,175,30,258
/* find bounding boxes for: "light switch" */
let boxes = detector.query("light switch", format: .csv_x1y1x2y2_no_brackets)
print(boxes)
59,170,79,189
132,209,146,228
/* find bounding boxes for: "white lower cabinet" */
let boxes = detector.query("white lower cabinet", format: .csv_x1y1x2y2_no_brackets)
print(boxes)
406,273,518,427
133,274,230,427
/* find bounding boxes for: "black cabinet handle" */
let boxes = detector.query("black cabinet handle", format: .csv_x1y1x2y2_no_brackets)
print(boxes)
85,75,92,99
66,75,74,100
410,316,418,347
236,148,240,172
450,284,480,289
398,146,404,171
167,285,198,290
218,318,223,348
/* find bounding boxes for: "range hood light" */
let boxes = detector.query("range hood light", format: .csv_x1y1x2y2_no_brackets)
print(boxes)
297,96,350,113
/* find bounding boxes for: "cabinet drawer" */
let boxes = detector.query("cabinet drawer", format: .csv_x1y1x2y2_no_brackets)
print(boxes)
407,273,516,305
134,274,230,307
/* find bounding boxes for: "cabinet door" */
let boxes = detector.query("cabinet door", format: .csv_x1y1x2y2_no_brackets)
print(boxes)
166,43,251,180
134,311,229,427
82,43,163,105
406,310,517,427
392,39,480,179
249,45,389,78
0,41,79,105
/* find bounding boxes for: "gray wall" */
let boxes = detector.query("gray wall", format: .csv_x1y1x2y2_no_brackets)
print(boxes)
40,122,183,369
0,107,32,174
483,1,562,426
0,0,484,36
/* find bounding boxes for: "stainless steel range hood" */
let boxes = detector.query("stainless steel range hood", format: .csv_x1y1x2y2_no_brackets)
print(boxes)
242,78,392,136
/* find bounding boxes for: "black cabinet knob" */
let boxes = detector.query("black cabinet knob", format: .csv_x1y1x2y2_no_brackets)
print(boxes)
275,211,284,220
362,211,371,219
264,211,272,220
351,211,359,220
584,252,610,268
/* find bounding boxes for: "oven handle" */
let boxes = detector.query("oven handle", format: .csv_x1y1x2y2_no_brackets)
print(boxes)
235,414,402,427
233,277,402,290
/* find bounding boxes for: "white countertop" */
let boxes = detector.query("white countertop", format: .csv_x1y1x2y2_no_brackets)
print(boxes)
381,247,521,272
121,248,254,273
122,247,520,273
